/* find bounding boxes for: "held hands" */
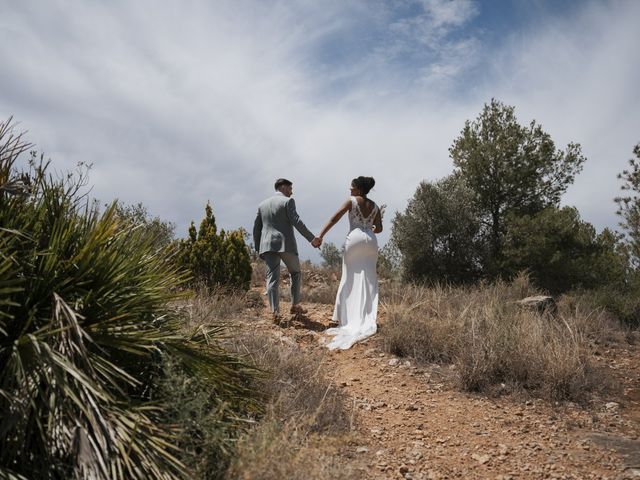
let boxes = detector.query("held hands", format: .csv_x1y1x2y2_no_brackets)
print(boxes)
311,237,322,248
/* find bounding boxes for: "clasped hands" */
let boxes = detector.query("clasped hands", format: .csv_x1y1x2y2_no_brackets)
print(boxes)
311,237,322,248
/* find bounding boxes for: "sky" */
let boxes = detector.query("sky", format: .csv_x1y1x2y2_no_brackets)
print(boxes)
1,0,639,262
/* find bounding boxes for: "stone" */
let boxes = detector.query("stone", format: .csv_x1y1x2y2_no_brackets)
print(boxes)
515,295,557,316
356,446,369,453
604,401,620,412
498,444,509,455
388,358,400,366
471,453,491,464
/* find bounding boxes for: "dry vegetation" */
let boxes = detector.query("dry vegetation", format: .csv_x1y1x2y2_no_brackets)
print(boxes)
380,274,623,401
175,266,639,479
225,334,355,480
176,289,355,480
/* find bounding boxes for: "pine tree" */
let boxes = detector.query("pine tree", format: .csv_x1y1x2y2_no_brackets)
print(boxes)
179,202,252,290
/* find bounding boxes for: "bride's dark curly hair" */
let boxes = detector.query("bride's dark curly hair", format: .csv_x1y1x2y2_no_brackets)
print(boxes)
352,176,375,196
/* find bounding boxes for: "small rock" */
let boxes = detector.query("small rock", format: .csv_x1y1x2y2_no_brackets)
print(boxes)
406,404,419,411
388,358,400,366
356,446,368,453
399,465,409,474
471,453,491,464
605,401,620,412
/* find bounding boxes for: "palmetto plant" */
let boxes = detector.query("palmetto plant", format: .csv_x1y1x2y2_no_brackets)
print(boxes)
0,119,257,479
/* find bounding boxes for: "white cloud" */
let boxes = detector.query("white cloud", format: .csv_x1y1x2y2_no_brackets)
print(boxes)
0,0,638,263
420,0,479,28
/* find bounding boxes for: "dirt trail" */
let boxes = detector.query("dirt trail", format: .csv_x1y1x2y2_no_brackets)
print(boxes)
249,294,640,479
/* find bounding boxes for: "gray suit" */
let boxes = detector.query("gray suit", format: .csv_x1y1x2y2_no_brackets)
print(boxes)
253,192,315,313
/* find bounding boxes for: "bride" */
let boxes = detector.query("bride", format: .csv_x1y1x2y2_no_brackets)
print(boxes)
318,176,382,350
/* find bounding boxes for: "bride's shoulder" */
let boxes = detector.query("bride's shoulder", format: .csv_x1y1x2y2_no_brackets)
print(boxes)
342,196,355,211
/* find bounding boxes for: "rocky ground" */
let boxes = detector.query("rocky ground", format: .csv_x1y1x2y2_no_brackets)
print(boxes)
242,288,640,480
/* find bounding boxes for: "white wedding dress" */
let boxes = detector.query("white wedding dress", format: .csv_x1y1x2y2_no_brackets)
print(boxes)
326,197,379,350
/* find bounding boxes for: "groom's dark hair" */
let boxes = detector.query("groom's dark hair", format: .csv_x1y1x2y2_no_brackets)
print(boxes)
274,178,292,190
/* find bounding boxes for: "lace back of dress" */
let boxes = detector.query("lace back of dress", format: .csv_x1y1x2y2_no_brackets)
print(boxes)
349,197,377,231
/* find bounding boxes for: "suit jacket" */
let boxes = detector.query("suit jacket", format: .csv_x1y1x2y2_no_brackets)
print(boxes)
253,192,315,257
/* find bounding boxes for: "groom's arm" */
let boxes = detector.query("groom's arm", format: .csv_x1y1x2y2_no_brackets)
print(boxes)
285,198,315,243
252,208,263,252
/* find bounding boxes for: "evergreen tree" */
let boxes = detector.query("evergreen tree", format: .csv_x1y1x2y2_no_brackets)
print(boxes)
501,206,627,293
449,99,585,275
179,202,251,290
615,143,640,267
392,174,484,284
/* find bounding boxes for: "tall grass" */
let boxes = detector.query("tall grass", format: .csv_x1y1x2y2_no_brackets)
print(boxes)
0,119,257,479
226,333,353,479
163,288,354,479
381,274,618,401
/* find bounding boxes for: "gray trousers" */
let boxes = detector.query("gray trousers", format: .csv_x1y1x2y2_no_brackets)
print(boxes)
263,251,301,313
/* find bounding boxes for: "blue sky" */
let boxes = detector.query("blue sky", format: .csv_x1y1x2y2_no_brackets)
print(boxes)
1,0,639,262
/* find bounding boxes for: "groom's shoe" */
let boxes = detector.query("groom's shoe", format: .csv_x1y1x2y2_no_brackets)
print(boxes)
290,304,307,315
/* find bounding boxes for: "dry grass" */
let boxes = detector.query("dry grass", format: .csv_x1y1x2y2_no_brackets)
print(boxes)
177,286,263,329
180,288,354,479
227,421,357,480
381,274,620,402
301,282,338,305
252,260,340,305
231,334,351,434
224,334,354,479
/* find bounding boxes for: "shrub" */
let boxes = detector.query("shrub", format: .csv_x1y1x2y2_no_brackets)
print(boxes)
320,242,342,269
502,207,629,293
380,276,615,401
113,200,175,250
178,203,252,291
391,174,484,284
0,119,257,479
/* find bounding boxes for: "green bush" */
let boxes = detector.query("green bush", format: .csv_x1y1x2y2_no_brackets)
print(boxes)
502,206,629,293
113,200,175,250
320,241,342,269
178,203,252,291
392,174,484,284
0,119,257,479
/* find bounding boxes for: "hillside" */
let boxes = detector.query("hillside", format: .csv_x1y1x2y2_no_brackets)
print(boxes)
236,282,640,480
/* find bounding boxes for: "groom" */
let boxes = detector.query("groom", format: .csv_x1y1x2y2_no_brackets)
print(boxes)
253,178,321,322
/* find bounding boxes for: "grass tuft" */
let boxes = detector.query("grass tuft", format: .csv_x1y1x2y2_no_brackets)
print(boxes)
381,275,618,402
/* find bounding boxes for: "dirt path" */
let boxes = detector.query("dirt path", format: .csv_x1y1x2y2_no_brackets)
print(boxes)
249,295,640,479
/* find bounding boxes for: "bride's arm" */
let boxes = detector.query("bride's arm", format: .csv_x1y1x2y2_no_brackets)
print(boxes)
318,199,351,240
373,209,383,234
